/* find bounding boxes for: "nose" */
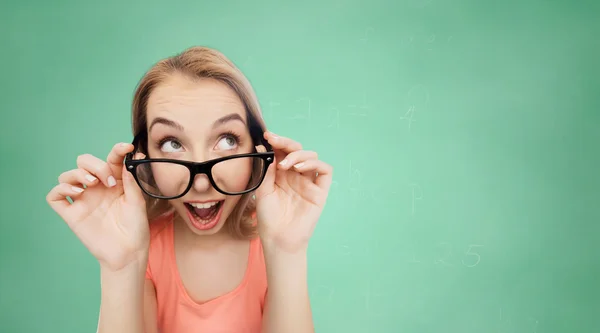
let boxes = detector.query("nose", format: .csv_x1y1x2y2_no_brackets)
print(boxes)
189,151,214,193
191,173,212,193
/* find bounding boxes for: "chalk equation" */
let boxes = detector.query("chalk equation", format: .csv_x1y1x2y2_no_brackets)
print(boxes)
408,243,484,268
400,31,454,50
290,97,312,121
498,308,540,333
264,84,425,133
347,91,371,117
328,162,425,213
328,160,389,203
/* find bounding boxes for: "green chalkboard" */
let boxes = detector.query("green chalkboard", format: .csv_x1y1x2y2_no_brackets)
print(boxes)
1,0,599,332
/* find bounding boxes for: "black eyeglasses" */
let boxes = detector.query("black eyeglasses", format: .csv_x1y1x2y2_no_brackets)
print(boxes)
124,133,274,199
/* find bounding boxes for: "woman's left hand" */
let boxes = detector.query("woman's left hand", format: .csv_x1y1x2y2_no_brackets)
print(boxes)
254,131,333,253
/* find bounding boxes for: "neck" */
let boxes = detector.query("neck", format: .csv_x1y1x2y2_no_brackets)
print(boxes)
173,213,233,249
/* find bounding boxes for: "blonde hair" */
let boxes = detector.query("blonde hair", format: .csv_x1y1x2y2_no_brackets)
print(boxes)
130,46,267,239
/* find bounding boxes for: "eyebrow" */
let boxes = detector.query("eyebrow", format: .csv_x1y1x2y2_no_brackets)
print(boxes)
148,113,246,133
148,117,184,132
213,113,246,128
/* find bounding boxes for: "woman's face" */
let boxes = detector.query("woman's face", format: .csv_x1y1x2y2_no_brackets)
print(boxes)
144,73,255,236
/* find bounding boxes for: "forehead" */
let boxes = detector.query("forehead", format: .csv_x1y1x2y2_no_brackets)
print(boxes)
146,73,247,127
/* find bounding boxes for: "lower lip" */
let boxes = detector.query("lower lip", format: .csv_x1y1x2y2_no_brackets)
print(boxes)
185,202,224,231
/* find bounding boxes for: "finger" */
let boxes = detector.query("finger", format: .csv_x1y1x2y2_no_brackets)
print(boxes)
256,160,276,199
263,131,303,153
255,147,276,200
107,143,135,181
76,153,117,188
46,183,85,220
121,164,145,205
292,159,333,191
276,150,318,170
286,171,325,207
254,144,276,199
255,145,267,153
133,152,146,160
58,168,99,187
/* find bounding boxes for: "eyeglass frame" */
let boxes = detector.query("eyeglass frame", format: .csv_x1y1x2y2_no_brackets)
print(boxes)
123,131,275,200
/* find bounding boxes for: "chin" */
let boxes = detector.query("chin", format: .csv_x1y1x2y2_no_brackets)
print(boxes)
174,198,238,236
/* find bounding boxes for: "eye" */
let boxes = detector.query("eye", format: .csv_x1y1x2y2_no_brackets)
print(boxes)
216,134,239,151
160,139,183,153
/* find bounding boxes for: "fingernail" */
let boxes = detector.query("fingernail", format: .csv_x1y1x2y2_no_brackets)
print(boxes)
85,175,97,182
294,162,304,169
107,176,117,187
120,143,129,147
279,159,288,166
72,186,84,193
270,133,279,140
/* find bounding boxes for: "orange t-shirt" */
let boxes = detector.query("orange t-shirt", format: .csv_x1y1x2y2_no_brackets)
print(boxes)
145,213,268,332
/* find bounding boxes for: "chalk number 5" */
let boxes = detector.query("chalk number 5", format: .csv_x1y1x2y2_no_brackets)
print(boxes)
462,244,483,268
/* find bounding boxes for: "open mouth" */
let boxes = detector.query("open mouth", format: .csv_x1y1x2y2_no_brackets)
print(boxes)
185,201,224,224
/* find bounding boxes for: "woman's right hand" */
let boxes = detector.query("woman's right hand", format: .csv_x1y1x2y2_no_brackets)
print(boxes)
46,143,150,272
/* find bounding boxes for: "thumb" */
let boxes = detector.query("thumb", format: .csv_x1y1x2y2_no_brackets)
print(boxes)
122,164,145,205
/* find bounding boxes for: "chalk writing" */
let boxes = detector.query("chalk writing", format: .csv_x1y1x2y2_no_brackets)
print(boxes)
426,34,436,50
326,106,341,130
498,308,541,333
348,160,363,200
317,285,335,303
266,100,280,121
529,317,540,333
359,27,375,42
434,242,454,266
241,55,252,69
337,240,351,256
462,244,484,267
290,97,312,121
406,243,484,268
400,105,417,131
262,94,381,133
406,84,430,109
426,34,436,44
331,180,340,190
408,250,421,263
364,280,385,317
410,183,423,215
399,84,430,131
347,91,370,117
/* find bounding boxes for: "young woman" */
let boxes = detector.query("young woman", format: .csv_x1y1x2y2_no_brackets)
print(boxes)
46,46,333,333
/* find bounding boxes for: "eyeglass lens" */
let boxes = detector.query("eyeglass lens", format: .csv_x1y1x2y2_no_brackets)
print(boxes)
134,156,265,197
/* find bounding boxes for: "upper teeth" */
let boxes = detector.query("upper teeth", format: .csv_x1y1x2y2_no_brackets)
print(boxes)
190,202,219,209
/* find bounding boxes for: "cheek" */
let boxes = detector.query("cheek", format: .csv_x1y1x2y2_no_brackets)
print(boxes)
223,196,242,212
212,158,254,193
149,163,190,197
